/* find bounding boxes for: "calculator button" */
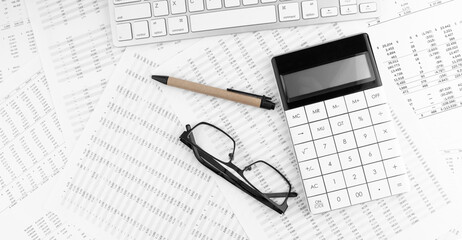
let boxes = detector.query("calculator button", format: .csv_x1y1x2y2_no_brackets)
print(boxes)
353,126,377,147
348,184,371,205
379,139,401,159
307,194,330,214
318,154,341,174
343,166,366,187
303,176,326,197
333,131,356,152
388,175,409,195
329,114,352,134
364,87,386,107
305,102,327,122
323,171,346,192
374,122,397,142
349,109,372,129
314,137,336,157
299,159,322,179
363,161,386,182
340,0,357,5
325,96,347,117
294,141,317,161
340,5,357,15
344,91,367,112
383,157,406,177
327,189,350,210
368,179,391,200
358,144,381,164
369,104,391,124
359,2,377,13
309,119,332,140
286,107,307,127
290,124,312,144
338,149,361,169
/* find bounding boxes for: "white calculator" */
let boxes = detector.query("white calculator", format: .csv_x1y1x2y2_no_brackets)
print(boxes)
272,34,409,214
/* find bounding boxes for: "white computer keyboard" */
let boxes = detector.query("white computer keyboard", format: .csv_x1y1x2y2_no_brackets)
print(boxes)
286,87,409,214
108,0,381,47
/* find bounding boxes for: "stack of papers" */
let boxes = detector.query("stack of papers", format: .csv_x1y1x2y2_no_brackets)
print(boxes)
1,0,461,239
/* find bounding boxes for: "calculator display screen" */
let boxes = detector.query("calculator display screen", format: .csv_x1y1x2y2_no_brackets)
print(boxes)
282,54,372,99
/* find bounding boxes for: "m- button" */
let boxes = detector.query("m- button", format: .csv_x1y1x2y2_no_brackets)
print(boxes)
345,91,367,112
286,107,307,127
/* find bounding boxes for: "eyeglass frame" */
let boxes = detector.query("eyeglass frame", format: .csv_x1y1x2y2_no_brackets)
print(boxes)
179,122,297,214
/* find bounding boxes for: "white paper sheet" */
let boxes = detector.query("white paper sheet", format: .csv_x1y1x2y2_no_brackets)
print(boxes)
369,0,462,151
0,0,37,83
43,47,248,239
147,21,461,239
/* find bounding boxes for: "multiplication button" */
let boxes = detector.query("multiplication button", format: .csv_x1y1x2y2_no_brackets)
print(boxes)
290,124,312,144
307,194,330,214
286,107,307,127
365,87,386,107
374,122,397,142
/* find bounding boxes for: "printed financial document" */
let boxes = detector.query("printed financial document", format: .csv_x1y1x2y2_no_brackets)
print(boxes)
369,0,462,150
43,48,248,239
149,22,461,239
0,0,37,83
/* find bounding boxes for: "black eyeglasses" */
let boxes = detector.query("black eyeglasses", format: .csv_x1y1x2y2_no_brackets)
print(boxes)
179,122,297,214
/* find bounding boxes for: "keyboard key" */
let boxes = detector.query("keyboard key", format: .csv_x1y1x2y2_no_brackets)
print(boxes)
365,87,386,107
383,157,406,177
285,107,307,127
153,1,169,16
303,176,326,197
190,6,277,32
321,7,338,17
334,131,356,152
327,189,350,210
261,0,277,3
314,137,336,157
349,109,372,129
305,102,327,122
279,3,300,22
323,171,346,192
388,175,409,195
133,21,149,39
170,0,187,14
329,114,352,134
360,2,377,13
114,0,141,4
116,23,132,41
168,16,189,34
290,124,312,144
338,149,361,169
301,0,318,19
340,0,357,5
206,0,222,9
348,184,371,205
299,159,322,179
114,3,151,22
307,194,330,213
151,19,167,37
325,96,347,117
379,139,400,159
353,126,376,147
345,91,367,112
368,179,391,200
343,166,366,187
224,0,240,7
340,5,357,15
309,119,332,140
294,141,317,161
318,154,341,174
188,0,205,12
243,0,258,5
358,144,381,164
363,161,386,182
374,122,397,142
369,104,391,124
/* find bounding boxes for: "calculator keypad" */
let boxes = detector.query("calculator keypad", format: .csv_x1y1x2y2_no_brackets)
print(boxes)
285,87,409,214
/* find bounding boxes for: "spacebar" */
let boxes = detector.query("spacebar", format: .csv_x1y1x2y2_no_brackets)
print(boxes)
190,6,277,32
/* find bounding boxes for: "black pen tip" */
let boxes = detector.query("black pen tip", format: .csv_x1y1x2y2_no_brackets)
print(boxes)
151,75,169,84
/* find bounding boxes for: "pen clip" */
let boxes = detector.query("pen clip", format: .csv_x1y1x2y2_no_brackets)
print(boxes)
226,88,272,101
